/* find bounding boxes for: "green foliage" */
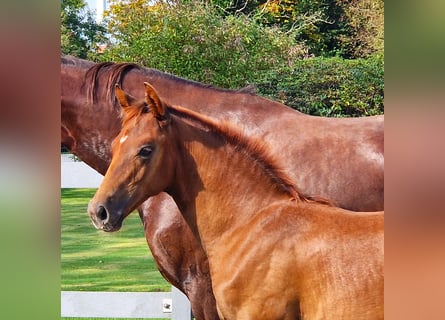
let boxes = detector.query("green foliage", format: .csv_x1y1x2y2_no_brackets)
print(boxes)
259,0,384,58
210,0,267,15
99,0,307,89
61,0,107,58
257,54,384,117
92,0,383,117
336,0,384,58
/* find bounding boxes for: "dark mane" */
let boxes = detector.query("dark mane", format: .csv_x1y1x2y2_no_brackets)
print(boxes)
166,105,332,206
84,62,142,105
84,61,256,107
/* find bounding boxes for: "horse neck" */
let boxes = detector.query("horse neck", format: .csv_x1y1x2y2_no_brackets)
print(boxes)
61,101,116,175
168,115,297,246
61,66,119,175
124,68,304,124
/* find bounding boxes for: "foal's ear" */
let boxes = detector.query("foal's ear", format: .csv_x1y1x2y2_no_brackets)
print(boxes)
115,84,136,109
144,82,170,127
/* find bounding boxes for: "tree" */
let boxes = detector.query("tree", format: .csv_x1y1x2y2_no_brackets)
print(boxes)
258,0,383,58
97,0,383,117
336,0,384,58
100,0,307,88
61,0,107,58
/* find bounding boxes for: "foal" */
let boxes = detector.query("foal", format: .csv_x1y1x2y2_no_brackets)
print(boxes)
88,83,384,319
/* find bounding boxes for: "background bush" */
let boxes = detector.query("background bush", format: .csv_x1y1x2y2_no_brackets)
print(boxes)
82,0,384,117
101,0,307,89
61,0,106,58
256,54,384,117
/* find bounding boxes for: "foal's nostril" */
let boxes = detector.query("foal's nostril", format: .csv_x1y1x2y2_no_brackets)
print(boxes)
97,205,108,223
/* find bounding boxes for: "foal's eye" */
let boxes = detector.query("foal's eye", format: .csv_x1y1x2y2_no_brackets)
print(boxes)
141,104,149,113
138,146,154,159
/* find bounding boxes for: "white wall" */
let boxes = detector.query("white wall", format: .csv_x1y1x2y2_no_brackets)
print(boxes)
61,154,103,188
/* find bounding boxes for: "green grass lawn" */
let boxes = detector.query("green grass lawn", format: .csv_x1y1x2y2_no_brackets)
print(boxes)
61,188,170,293
61,319,166,320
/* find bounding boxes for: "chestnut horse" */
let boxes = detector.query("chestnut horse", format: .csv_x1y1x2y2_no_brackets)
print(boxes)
62,56,383,320
88,83,384,319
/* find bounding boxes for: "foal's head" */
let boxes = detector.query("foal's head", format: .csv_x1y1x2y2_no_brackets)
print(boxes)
88,83,176,231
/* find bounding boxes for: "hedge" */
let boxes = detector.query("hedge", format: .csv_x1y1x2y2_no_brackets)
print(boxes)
256,55,384,117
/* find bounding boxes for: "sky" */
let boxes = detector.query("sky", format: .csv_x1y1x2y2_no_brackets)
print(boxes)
85,0,97,11
85,0,105,23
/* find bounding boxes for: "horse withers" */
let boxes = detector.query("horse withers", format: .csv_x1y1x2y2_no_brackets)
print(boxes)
88,83,384,319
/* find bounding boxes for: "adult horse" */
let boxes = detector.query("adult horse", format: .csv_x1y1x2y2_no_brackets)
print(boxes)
88,83,384,319
61,56,383,319
62,56,384,211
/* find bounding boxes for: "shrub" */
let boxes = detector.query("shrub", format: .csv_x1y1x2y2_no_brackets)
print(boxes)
97,0,383,117
256,54,384,117
100,0,307,89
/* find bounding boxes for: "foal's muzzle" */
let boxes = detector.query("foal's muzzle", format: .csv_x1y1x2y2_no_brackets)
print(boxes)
88,201,123,232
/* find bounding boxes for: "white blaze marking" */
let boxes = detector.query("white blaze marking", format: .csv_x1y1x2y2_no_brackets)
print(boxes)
120,135,128,144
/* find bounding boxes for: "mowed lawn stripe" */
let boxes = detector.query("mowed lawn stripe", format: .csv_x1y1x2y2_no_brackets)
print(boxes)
61,188,170,292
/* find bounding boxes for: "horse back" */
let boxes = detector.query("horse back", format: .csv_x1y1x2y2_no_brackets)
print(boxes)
209,201,383,319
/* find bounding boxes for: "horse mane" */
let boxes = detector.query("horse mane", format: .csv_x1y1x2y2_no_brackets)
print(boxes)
164,105,332,206
84,62,141,105
83,61,257,107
